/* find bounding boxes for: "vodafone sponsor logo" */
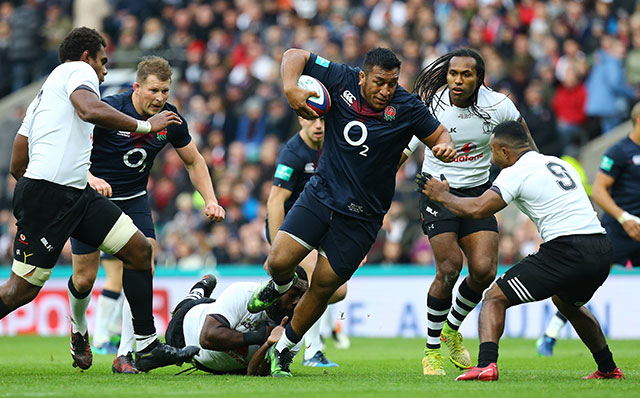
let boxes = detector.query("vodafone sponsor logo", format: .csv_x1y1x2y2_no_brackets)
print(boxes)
454,142,483,162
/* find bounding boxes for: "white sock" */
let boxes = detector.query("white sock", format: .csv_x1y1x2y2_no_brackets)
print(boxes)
107,293,124,337
275,279,294,294
545,314,568,339
322,306,335,335
303,317,324,360
92,292,120,346
117,298,135,356
274,331,297,353
135,334,157,352
68,288,91,335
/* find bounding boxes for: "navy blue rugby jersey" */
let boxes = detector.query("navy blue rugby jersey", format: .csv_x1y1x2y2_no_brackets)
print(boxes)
301,53,440,220
273,133,321,214
599,136,640,223
89,89,191,199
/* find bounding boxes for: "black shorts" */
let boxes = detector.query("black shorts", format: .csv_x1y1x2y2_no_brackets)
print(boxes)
280,191,382,280
419,181,498,239
12,178,123,269
165,297,215,349
496,234,612,307
70,194,155,258
602,220,640,267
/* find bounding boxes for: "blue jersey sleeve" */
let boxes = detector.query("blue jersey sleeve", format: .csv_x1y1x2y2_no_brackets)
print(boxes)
302,53,353,93
600,143,625,180
166,106,191,149
409,95,440,140
273,147,305,192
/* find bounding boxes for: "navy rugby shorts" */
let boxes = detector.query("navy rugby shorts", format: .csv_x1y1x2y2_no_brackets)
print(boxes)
280,190,382,280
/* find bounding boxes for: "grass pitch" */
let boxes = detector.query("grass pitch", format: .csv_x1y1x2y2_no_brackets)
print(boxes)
0,336,635,398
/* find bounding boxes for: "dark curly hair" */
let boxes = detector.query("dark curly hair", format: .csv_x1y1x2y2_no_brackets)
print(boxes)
413,48,489,121
58,27,107,63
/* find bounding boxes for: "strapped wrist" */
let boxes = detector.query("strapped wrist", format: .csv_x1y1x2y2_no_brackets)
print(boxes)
135,120,151,134
618,211,633,224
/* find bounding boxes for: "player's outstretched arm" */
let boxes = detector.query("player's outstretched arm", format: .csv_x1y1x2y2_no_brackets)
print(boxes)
247,316,288,376
592,171,640,241
417,174,507,219
421,124,457,162
70,89,182,133
9,133,28,181
176,142,225,222
281,49,319,119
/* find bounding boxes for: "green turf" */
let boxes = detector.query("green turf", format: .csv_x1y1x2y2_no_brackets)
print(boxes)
0,336,635,397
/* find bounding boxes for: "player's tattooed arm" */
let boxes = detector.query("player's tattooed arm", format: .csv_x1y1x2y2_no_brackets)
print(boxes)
518,117,539,152
9,133,28,181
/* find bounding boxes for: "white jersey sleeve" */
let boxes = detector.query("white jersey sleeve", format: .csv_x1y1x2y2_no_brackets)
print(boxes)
492,151,604,241
64,62,100,98
17,96,38,138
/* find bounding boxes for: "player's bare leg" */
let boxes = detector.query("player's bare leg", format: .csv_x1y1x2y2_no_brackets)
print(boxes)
0,271,42,317
552,295,623,379
423,232,463,375
248,231,311,313
269,254,345,376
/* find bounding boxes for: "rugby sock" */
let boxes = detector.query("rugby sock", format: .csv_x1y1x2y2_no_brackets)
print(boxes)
67,276,91,334
593,345,616,373
275,322,301,353
446,277,482,331
303,317,324,360
92,289,120,346
0,296,10,318
117,298,135,357
122,268,155,336
136,335,158,353
477,342,499,367
544,311,568,339
107,293,124,338
274,278,295,294
426,294,451,349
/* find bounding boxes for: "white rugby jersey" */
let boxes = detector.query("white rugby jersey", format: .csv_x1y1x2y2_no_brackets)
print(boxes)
409,86,520,188
492,151,605,242
183,282,272,372
18,62,100,189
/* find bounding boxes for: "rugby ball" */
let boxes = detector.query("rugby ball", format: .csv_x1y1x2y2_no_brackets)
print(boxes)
297,75,331,116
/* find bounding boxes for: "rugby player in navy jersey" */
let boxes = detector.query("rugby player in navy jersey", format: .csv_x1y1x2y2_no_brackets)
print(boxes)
66,56,225,372
266,116,346,367
248,47,456,376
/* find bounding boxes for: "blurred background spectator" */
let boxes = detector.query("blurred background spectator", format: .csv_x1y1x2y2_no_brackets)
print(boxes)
2,0,640,268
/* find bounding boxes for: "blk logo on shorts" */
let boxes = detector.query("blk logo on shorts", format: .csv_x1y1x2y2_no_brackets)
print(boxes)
40,237,54,252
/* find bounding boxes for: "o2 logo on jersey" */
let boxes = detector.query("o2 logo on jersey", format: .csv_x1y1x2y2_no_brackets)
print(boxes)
343,121,369,157
123,148,148,173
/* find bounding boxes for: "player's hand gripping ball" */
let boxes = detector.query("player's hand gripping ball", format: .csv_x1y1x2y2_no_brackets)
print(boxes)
297,75,331,116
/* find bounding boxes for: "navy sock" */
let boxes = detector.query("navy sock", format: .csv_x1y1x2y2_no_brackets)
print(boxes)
122,268,155,336
478,342,499,367
67,276,91,299
593,345,616,373
101,288,120,300
284,322,302,344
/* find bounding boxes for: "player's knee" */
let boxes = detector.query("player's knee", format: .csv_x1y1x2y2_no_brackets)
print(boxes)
266,251,294,274
435,262,460,289
468,268,496,289
72,273,95,293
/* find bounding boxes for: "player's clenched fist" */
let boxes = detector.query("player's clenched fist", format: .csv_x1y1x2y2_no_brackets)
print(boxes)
431,143,457,162
205,202,225,222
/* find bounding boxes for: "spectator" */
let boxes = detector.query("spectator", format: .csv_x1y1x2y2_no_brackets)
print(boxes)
552,65,588,156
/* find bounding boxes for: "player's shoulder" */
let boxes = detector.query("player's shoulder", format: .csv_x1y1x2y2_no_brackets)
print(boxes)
477,86,514,109
103,89,133,109
163,101,182,116
392,85,421,105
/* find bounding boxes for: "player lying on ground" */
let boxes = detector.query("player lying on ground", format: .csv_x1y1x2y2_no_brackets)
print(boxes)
165,269,308,375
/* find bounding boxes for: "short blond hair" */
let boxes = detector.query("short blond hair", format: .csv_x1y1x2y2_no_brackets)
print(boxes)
136,56,172,84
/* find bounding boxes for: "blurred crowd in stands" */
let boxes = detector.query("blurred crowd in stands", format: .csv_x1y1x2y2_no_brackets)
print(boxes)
1,0,639,268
